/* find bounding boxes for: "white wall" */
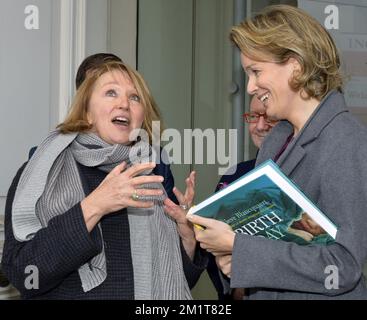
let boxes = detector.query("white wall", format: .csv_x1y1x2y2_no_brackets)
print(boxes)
108,0,137,68
85,0,138,68
0,0,55,216
85,0,109,56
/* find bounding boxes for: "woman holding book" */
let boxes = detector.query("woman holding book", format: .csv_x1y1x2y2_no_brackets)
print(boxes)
188,4,367,299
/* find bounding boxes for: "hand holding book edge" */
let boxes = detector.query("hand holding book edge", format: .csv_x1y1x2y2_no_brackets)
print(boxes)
186,211,205,230
187,214,235,255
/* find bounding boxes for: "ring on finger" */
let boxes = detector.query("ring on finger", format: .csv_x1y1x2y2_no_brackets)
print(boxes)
180,204,188,210
131,189,140,201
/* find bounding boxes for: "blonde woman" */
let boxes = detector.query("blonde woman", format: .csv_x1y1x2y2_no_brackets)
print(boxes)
2,60,204,299
188,5,367,299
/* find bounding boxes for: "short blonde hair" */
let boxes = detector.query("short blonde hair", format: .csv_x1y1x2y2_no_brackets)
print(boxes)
58,61,162,143
230,5,343,100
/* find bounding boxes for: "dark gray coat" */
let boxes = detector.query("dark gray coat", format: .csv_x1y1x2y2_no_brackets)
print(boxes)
231,90,367,299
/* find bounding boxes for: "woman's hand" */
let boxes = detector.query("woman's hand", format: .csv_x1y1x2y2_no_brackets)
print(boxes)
187,215,235,255
216,254,232,278
164,171,196,260
81,162,164,231
173,171,196,209
164,198,196,260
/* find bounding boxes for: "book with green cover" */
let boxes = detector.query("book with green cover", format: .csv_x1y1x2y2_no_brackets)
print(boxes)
188,160,337,245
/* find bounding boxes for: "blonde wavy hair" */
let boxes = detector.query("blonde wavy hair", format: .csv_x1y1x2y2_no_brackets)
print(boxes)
58,60,162,143
230,5,343,100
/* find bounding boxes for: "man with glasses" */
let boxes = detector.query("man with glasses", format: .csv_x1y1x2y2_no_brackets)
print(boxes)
243,98,278,153
207,95,278,300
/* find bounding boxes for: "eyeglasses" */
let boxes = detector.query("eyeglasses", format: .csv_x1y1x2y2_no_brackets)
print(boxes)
243,112,278,124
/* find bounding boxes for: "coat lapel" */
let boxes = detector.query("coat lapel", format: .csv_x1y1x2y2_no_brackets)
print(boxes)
277,145,306,176
255,120,293,165
256,90,348,176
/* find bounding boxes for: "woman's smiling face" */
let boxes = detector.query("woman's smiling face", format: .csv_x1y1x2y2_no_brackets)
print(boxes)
241,53,300,121
87,69,145,145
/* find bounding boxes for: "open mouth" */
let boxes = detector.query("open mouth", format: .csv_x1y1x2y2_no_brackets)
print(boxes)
259,92,270,103
112,116,130,127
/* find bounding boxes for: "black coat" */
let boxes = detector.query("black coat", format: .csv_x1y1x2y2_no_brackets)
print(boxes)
1,162,206,299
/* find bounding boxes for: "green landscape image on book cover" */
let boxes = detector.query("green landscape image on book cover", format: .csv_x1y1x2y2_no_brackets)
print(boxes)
196,173,334,246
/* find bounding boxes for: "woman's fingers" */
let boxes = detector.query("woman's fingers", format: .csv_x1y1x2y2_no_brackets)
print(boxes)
129,187,164,198
173,187,186,204
216,255,232,277
104,162,127,180
93,162,167,214
122,162,157,178
186,171,196,193
186,214,213,229
172,171,196,208
164,197,175,207
163,198,187,222
184,171,196,205
130,175,164,186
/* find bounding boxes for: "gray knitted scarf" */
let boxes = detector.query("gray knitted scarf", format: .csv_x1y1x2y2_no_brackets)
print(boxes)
12,130,192,299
